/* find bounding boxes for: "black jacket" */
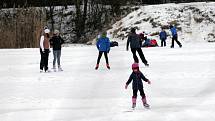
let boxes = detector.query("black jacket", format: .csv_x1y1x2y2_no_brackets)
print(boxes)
126,71,149,90
50,36,64,50
127,33,141,49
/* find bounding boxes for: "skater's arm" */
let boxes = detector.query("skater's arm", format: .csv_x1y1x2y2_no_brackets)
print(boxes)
60,36,65,44
126,74,133,86
96,39,100,50
40,36,44,51
140,73,150,83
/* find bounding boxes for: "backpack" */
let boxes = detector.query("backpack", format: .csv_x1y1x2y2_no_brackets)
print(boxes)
110,41,119,47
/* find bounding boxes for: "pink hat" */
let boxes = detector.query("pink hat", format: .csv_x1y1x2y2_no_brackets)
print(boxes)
132,63,139,70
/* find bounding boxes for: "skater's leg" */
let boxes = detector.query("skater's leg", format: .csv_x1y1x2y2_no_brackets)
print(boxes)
139,88,146,100
104,52,110,69
139,88,149,108
131,48,139,63
95,52,103,69
40,49,45,71
57,50,63,71
132,90,138,108
104,52,109,65
171,36,175,48
161,39,163,47
96,52,103,64
57,50,61,67
44,49,49,72
164,39,166,47
137,48,148,66
53,50,57,68
175,35,182,47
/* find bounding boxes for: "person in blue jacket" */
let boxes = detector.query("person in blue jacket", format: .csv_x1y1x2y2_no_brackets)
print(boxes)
125,63,151,109
170,25,182,48
159,28,167,47
95,31,111,70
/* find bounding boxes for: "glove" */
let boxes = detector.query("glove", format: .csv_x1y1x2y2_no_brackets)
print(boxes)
147,80,151,84
125,84,128,89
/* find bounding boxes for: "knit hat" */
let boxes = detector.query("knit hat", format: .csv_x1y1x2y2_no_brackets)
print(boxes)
132,63,139,70
101,31,107,37
44,29,50,34
54,30,60,35
131,28,136,33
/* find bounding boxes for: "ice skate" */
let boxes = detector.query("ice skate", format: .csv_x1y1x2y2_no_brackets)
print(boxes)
106,64,110,69
95,64,99,70
132,97,137,109
142,97,150,109
52,65,57,72
58,65,63,71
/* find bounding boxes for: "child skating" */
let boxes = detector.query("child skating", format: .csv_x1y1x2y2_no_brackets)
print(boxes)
95,31,111,70
125,63,151,109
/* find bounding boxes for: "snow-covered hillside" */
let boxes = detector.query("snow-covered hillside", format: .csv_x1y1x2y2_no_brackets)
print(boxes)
108,2,215,43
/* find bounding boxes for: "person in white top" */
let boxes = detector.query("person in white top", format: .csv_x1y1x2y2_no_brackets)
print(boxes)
40,28,51,72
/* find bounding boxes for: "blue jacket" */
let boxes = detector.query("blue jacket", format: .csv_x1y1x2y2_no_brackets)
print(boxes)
170,27,177,36
96,37,110,52
126,71,149,90
159,31,167,40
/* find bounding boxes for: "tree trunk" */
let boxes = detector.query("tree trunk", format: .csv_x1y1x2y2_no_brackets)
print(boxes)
75,0,82,43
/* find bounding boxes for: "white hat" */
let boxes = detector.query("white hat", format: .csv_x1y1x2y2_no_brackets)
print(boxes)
44,29,50,34
54,30,60,35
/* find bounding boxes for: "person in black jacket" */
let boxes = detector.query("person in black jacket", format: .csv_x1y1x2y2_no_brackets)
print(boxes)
125,63,151,109
49,30,64,71
127,28,149,66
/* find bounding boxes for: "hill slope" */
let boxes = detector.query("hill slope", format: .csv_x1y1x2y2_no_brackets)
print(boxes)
108,2,215,43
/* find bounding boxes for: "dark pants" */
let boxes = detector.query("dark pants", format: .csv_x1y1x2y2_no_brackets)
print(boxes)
131,48,148,64
161,39,166,47
96,51,109,65
133,88,146,98
40,49,49,71
171,35,182,48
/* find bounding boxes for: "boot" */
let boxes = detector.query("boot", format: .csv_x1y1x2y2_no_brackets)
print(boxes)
58,65,63,71
106,64,110,69
95,64,99,70
52,65,56,72
142,97,150,108
144,63,149,67
132,97,137,109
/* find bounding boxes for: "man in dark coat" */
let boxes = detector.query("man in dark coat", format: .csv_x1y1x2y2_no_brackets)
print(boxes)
126,28,149,66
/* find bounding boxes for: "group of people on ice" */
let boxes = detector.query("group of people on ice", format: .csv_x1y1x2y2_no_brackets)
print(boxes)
39,24,182,109
39,28,64,73
94,24,182,109
138,25,182,48
95,27,151,108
